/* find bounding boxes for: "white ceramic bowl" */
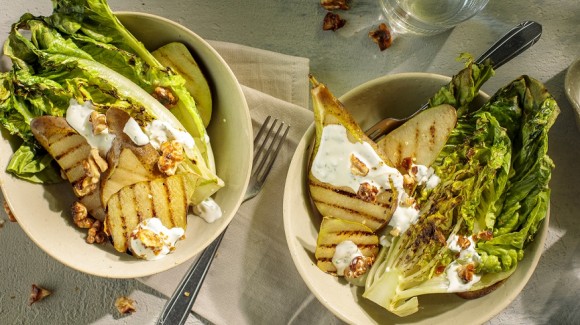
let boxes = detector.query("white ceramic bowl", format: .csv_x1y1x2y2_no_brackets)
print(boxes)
283,73,548,324
564,58,580,130
0,12,252,278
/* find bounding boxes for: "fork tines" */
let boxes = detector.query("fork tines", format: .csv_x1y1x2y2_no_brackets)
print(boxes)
252,116,290,183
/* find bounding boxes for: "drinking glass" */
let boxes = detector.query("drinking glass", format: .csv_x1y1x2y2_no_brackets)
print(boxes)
379,0,489,36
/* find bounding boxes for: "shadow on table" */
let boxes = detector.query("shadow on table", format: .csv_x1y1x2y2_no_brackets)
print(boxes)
515,69,580,324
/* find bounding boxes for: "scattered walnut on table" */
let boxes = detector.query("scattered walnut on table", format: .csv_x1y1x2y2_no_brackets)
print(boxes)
115,296,136,315
322,12,346,31
369,23,394,51
320,0,349,10
3,201,16,222
29,284,51,305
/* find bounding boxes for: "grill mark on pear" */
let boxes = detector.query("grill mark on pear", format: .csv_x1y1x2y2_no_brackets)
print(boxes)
312,198,387,224
310,181,393,208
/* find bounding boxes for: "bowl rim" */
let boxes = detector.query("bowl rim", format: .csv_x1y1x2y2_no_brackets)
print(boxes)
0,11,252,278
283,72,550,324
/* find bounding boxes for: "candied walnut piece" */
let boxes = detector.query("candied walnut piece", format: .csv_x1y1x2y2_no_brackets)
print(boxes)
320,0,349,10
115,296,136,315
152,86,178,109
90,148,108,173
73,158,101,197
344,255,374,279
350,154,369,176
473,230,493,241
458,263,476,283
89,111,108,135
3,201,16,222
158,140,186,176
86,220,107,244
71,201,94,229
357,182,379,202
369,23,393,51
322,12,346,31
457,235,471,249
29,284,51,305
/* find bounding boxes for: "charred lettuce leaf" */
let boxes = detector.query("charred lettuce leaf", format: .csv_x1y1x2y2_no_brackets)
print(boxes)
364,68,559,316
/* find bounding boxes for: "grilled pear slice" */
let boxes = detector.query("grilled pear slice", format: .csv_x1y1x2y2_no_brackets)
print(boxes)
315,217,379,275
100,148,159,208
308,76,396,232
153,42,212,127
100,108,163,207
104,173,198,253
377,104,457,168
31,116,106,219
31,116,92,183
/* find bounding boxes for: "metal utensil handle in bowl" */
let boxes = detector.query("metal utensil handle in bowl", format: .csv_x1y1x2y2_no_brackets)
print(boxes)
157,116,290,325
365,20,542,141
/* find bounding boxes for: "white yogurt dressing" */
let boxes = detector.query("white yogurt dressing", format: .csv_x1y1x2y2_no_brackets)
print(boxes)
311,124,441,235
123,117,150,146
65,99,116,156
193,198,223,223
129,217,184,260
445,234,482,292
144,120,196,160
411,164,441,190
332,240,363,276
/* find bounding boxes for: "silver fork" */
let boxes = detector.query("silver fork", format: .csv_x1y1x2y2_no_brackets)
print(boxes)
157,116,290,325
364,20,542,142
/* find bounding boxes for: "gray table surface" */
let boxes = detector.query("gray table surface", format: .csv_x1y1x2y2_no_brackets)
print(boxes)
1,1,579,324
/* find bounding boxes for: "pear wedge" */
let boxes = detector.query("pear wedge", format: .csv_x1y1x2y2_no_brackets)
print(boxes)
315,217,379,275
104,173,198,253
99,108,163,207
308,76,396,232
31,116,106,220
153,42,212,127
377,104,457,168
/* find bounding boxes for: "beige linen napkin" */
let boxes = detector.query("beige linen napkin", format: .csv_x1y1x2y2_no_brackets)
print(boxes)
139,41,343,325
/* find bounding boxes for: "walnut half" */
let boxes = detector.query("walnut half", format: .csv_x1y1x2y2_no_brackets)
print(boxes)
344,255,374,280
369,23,393,51
158,140,185,176
322,12,346,31
115,296,136,315
29,284,51,305
71,201,94,229
86,220,107,244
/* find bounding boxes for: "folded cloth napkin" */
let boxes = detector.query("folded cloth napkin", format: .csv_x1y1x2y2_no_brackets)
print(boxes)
139,41,343,325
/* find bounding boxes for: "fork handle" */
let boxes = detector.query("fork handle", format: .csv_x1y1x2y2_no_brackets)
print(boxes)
475,21,542,69
157,229,226,325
